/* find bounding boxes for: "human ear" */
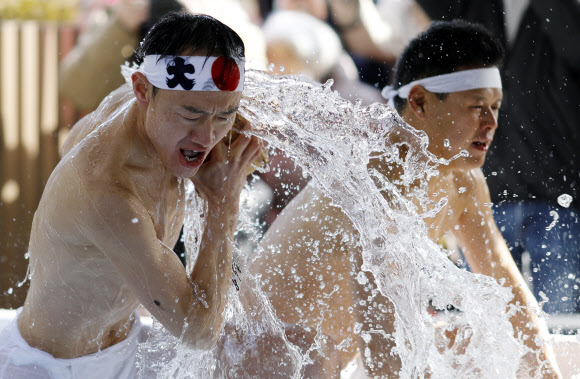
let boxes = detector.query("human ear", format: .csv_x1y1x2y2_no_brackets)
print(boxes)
132,72,152,106
407,85,427,119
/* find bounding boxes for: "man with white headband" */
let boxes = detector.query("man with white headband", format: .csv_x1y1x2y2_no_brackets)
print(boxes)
0,12,330,378
251,20,561,377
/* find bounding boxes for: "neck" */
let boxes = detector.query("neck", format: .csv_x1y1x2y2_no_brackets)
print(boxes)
126,103,177,187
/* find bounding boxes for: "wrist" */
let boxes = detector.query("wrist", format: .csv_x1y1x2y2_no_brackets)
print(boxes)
204,205,239,230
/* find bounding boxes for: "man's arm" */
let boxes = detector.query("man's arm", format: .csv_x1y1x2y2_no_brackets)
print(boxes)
454,169,561,378
80,190,234,349
328,0,400,63
81,133,262,349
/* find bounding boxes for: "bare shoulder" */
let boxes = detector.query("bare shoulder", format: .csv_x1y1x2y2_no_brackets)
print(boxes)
449,169,493,221
263,181,354,244
61,84,135,156
454,169,490,198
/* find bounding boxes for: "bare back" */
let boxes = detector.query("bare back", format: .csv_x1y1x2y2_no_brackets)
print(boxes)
250,166,487,369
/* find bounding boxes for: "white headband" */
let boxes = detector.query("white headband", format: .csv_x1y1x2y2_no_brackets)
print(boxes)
141,55,245,92
381,67,502,104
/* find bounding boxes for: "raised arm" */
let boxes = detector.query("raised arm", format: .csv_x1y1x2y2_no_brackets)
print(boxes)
454,169,561,378
81,131,262,349
80,190,231,349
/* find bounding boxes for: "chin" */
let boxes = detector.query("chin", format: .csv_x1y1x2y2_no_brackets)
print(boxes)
462,156,486,171
171,164,199,179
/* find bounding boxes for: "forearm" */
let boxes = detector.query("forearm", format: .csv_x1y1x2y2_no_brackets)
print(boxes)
184,206,237,347
334,0,399,62
494,263,560,378
470,246,560,378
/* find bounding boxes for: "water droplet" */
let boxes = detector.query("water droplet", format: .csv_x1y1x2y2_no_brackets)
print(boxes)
356,271,368,285
131,218,139,223
458,187,466,193
557,194,573,208
443,139,450,148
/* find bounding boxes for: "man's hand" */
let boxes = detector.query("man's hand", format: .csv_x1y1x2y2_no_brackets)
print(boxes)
192,119,263,211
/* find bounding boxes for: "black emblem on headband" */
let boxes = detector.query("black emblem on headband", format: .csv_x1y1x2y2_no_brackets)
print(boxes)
166,57,195,90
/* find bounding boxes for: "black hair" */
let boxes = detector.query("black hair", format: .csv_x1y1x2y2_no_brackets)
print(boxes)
138,0,184,41
392,20,504,113
134,12,245,95
135,12,244,63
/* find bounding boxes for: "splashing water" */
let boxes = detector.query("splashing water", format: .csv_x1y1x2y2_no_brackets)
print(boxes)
557,194,573,208
139,71,526,378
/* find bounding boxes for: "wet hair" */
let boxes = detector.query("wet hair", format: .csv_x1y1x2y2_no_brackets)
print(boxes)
392,20,504,113
134,12,245,95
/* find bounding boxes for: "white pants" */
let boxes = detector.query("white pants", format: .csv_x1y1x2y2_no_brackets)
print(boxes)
0,309,146,379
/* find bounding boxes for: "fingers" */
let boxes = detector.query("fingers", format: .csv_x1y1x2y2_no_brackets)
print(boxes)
206,132,264,175
239,136,264,165
207,139,228,163
227,129,262,160
233,113,252,132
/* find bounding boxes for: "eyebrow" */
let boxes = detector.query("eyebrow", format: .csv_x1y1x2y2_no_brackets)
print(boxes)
182,105,239,115
471,95,503,103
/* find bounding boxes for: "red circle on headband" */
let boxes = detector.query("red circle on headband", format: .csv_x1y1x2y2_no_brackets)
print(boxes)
211,57,241,91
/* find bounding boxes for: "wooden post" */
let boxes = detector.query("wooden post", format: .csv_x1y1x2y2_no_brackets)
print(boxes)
0,20,69,309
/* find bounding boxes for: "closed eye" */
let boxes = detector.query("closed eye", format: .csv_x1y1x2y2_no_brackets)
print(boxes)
181,115,200,122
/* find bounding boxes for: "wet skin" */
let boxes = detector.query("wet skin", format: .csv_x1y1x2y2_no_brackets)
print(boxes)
17,66,263,358
251,81,561,377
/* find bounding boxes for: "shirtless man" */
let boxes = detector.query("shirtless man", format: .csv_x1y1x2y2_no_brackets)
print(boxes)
250,21,561,377
0,13,265,377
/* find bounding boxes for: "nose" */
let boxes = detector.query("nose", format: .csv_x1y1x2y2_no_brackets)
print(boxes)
481,106,498,130
189,118,216,149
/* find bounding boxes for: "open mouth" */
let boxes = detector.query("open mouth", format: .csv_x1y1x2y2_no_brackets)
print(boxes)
180,149,205,167
471,141,488,151
181,149,202,162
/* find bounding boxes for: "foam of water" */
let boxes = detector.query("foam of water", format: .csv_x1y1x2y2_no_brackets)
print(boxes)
138,70,529,378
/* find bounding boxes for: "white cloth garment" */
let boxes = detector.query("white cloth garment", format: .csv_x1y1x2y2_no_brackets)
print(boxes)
0,309,146,379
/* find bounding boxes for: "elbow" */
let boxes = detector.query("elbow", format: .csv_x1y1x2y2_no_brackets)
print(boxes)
180,307,225,350
181,323,222,350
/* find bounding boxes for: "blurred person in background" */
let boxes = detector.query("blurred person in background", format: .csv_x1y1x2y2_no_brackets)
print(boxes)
415,0,580,317
263,0,403,90
59,0,182,112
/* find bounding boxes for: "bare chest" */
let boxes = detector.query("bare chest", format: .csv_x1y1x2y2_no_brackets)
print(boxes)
131,178,186,245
